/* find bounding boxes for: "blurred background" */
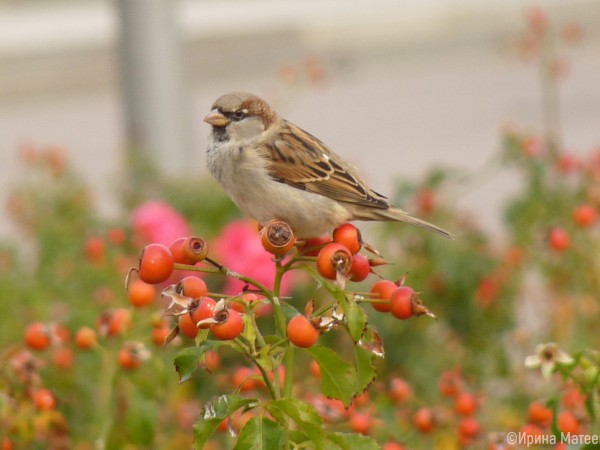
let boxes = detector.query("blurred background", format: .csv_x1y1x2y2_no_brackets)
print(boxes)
2,0,599,238
2,2,600,448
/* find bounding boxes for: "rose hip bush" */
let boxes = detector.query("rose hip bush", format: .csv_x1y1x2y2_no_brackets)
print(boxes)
1,8,599,449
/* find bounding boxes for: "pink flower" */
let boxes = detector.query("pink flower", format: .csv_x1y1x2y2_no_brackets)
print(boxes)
212,220,294,295
131,201,191,246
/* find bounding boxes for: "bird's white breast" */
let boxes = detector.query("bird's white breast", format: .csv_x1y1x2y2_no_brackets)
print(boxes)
206,140,350,237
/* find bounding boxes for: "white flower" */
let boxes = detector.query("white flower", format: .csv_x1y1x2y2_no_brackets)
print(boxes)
525,342,574,380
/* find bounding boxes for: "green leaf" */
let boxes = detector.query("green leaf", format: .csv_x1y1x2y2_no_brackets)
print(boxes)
233,417,285,450
267,399,325,449
174,341,230,383
326,432,381,450
280,301,301,320
194,328,209,346
354,346,377,396
346,300,367,342
194,394,258,450
241,313,257,347
308,346,356,408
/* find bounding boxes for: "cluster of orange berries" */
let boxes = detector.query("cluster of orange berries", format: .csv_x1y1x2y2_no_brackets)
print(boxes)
520,390,587,447
24,308,151,374
128,221,431,352
409,370,483,447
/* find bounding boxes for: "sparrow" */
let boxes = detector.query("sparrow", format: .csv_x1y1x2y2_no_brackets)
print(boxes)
204,92,452,239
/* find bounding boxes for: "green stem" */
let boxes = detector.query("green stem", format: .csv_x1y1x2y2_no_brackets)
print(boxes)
96,345,117,450
283,256,317,269
255,359,279,401
272,258,295,449
283,345,295,399
271,259,288,338
173,263,274,300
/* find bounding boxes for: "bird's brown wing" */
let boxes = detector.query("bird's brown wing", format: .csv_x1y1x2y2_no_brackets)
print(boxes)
257,120,390,209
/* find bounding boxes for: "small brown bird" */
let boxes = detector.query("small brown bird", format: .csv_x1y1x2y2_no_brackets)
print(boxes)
204,92,452,239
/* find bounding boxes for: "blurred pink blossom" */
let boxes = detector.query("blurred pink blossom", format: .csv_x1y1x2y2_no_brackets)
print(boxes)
131,201,192,246
212,220,294,295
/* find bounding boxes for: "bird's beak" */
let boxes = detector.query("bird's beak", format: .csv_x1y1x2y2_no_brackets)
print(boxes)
204,109,229,127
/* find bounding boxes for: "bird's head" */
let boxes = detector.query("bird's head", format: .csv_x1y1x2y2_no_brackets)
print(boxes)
204,92,278,142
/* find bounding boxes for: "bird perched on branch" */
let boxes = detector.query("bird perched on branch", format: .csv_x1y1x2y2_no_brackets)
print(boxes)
204,92,452,239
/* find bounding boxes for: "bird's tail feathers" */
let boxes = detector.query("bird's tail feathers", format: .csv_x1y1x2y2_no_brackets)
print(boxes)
371,207,454,239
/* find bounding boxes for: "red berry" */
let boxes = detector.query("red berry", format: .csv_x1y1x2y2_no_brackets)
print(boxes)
233,366,257,391
107,308,132,336
522,136,542,156
301,235,331,256
169,237,193,264
287,315,319,348
333,223,362,254
52,347,74,369
230,293,262,313
85,236,105,263
138,243,174,284
151,326,171,346
75,327,97,349
520,423,544,438
177,276,208,298
178,298,216,338
183,237,209,263
527,401,553,427
438,370,464,398
413,407,435,433
2,437,14,450
458,417,481,438
454,392,478,416
349,412,373,435
211,309,244,340
260,221,296,256
370,280,396,312
557,153,579,173
178,312,199,339
389,377,411,403
383,443,406,450
557,410,580,435
204,350,220,371
25,322,51,350
118,346,142,370
350,253,370,282
548,227,570,251
310,360,321,378
572,204,597,227
128,279,156,307
107,227,126,246
416,188,436,214
390,286,415,320
32,388,56,410
317,243,353,280
193,297,217,329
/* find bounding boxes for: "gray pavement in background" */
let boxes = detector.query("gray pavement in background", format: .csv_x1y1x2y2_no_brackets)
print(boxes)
1,29,599,239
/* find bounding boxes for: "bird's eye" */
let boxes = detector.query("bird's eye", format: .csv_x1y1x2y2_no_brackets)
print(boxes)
233,110,245,120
